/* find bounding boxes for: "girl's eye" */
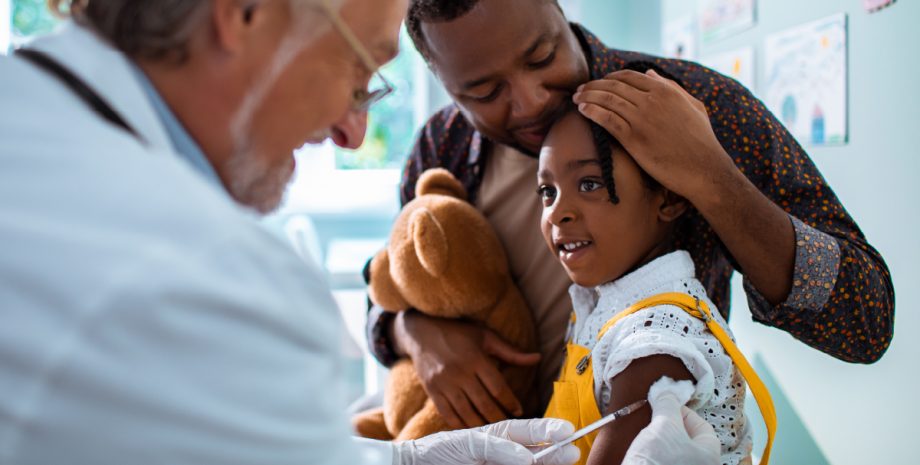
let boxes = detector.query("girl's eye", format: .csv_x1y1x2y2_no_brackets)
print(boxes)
536,185,557,205
579,179,605,192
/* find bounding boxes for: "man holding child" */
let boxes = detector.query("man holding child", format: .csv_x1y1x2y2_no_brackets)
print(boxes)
365,0,894,435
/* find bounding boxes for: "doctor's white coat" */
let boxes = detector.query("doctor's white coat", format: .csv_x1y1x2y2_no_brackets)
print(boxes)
0,23,388,465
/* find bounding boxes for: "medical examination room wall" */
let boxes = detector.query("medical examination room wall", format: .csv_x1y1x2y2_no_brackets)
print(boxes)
579,1,919,463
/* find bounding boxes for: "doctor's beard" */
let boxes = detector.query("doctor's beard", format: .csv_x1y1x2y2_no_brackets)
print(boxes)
225,28,322,215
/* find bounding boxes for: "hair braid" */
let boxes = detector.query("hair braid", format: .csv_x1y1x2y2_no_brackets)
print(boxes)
589,120,619,204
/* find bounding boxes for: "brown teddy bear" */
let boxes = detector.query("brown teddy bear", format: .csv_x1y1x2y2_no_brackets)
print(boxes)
352,168,538,442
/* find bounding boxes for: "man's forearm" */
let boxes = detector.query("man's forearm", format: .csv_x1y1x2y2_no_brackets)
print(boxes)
388,311,411,359
366,305,404,367
692,159,795,306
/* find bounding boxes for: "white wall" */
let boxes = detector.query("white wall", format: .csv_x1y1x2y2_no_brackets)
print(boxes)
653,1,918,464
580,0,662,54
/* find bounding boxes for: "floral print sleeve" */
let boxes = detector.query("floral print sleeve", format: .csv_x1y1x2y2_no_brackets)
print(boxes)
746,216,841,314
676,64,895,364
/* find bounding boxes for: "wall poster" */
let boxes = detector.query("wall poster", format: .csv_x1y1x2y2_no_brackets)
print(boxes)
763,13,848,146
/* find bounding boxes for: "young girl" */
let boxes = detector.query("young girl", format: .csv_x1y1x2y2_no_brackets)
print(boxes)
536,109,761,465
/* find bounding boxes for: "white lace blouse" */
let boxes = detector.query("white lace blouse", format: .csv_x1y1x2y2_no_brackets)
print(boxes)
567,250,753,465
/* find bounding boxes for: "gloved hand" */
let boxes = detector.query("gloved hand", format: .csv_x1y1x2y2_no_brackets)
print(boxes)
392,418,580,465
621,378,721,465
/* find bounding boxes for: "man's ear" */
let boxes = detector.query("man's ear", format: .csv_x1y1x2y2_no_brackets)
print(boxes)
211,0,272,54
658,190,689,223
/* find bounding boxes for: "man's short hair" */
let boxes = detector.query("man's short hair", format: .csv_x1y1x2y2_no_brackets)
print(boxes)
47,0,212,63
407,0,559,64
46,0,335,64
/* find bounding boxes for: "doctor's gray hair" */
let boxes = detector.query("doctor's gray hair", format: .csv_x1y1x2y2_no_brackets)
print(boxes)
47,0,340,63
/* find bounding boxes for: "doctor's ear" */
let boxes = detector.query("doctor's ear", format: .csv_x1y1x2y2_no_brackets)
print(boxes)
210,0,273,53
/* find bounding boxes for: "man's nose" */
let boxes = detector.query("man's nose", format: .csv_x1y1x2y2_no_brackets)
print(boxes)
330,110,368,149
510,79,552,121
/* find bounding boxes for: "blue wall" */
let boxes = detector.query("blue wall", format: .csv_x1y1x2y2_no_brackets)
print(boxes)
580,0,662,54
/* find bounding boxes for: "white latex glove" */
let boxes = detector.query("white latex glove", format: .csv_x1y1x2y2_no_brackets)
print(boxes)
392,418,580,465
622,377,721,465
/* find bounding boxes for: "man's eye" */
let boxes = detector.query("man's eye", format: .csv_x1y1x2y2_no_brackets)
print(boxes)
579,179,604,192
470,85,502,103
529,50,556,69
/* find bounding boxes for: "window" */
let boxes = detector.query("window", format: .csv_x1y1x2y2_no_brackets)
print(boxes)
10,0,58,49
1,1,10,53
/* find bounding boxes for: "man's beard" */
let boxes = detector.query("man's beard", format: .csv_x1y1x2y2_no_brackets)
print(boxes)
224,141,295,214
224,32,311,214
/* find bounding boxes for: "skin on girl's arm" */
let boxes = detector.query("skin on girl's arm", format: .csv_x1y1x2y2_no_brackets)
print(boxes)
586,355,695,465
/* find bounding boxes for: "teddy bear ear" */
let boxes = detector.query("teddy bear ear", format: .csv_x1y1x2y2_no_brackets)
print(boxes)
410,208,449,278
415,168,468,200
368,248,410,312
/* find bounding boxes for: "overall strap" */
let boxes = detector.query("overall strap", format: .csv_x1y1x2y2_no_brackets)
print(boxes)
15,48,145,143
596,292,776,465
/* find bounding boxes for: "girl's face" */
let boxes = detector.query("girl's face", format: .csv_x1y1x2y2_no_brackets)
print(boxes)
537,112,674,288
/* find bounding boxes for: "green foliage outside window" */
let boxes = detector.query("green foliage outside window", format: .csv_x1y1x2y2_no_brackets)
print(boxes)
12,0,58,43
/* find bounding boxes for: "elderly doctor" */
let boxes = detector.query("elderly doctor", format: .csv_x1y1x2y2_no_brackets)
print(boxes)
0,0,718,464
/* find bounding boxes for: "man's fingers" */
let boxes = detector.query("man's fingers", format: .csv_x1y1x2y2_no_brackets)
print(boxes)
463,377,509,424
572,89,638,119
647,69,708,112
602,69,658,91
477,367,524,417
445,388,487,428
430,392,464,429
482,331,541,366
576,77,646,106
577,102,631,139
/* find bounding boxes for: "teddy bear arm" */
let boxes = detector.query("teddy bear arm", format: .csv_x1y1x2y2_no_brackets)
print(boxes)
351,407,392,440
394,398,450,442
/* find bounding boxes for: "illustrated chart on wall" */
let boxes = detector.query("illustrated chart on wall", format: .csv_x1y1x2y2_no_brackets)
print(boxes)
662,15,698,60
862,0,896,13
700,0,756,43
764,13,848,146
701,47,755,91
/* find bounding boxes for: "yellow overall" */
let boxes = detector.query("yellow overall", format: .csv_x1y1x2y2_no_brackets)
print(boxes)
544,292,776,465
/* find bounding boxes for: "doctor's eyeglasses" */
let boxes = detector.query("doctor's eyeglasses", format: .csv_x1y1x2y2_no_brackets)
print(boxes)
320,0,396,112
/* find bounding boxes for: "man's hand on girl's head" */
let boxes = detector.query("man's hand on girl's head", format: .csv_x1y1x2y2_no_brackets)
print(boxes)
572,69,737,207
